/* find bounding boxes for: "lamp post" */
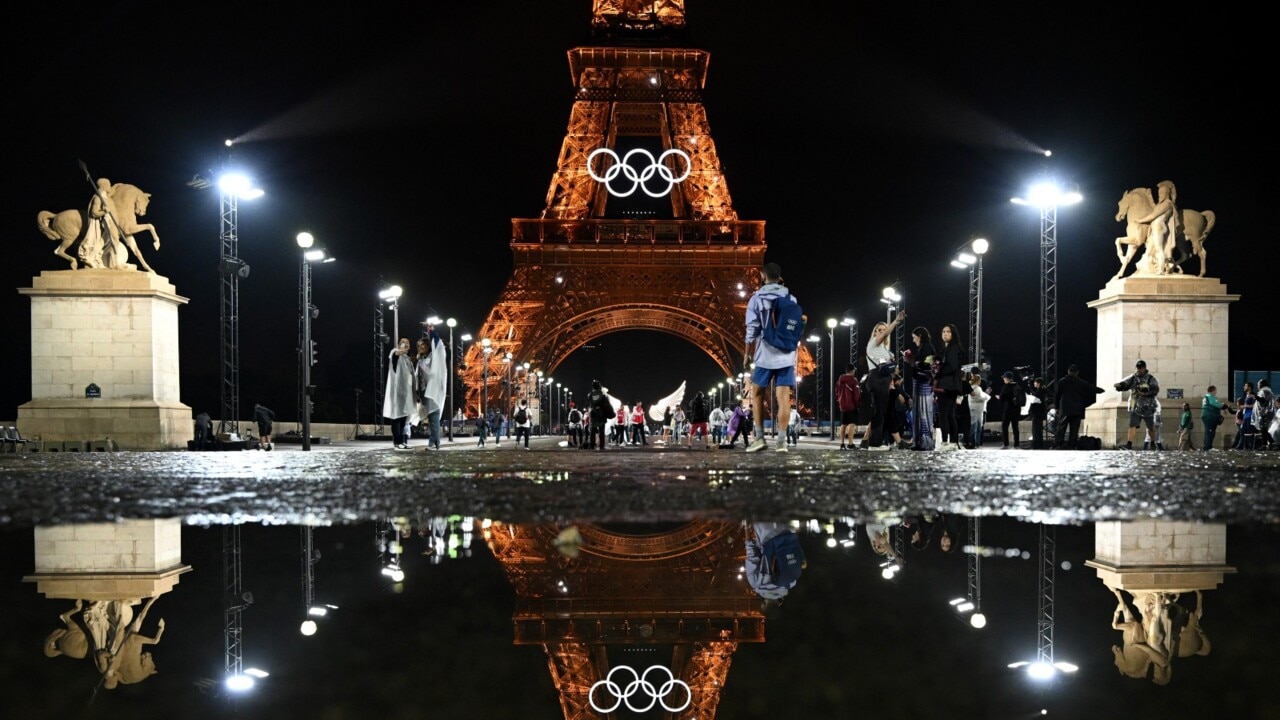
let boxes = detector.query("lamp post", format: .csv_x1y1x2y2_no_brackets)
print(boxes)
1012,172,1081,382
806,334,822,434
536,371,545,433
480,338,493,419
840,315,858,370
950,238,989,366
826,318,838,440
1007,523,1077,681
445,319,457,440
880,285,904,354
378,285,402,344
458,332,471,417
297,233,334,452
191,166,263,439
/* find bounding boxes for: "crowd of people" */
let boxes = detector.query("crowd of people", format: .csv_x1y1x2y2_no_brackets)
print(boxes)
366,262,1277,454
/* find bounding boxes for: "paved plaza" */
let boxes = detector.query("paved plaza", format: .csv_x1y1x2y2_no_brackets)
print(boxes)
2,436,1277,528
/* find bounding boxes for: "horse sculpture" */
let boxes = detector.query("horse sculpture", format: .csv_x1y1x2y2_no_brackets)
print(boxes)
36,182,161,273
1114,186,1215,279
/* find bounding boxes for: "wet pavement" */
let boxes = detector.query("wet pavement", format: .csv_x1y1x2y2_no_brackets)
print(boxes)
2,436,1277,527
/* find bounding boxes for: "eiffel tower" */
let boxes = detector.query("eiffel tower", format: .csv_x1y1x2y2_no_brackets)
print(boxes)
484,520,764,720
461,1,814,417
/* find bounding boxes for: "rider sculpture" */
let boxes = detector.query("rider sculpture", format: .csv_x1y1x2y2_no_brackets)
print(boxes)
36,176,162,273
1113,180,1216,280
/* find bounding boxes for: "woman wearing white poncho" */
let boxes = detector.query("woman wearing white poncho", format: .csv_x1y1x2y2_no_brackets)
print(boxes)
383,338,417,449
415,329,449,450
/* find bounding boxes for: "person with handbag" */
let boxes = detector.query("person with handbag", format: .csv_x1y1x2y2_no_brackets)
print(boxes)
934,324,966,451
906,326,938,451
861,310,905,450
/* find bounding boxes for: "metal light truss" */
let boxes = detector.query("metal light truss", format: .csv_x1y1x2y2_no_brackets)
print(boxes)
848,325,859,370
222,524,244,678
296,262,307,433
1037,523,1057,664
812,338,823,425
1040,207,1058,382
968,263,980,365
373,305,385,434
893,523,906,569
967,517,981,608
218,193,240,436
894,303,907,362
301,526,315,614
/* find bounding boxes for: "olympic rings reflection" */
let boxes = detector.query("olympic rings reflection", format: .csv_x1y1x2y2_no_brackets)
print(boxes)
587,147,692,198
588,664,692,713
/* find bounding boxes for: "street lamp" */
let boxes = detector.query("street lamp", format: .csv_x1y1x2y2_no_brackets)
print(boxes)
950,238,989,366
880,285,904,354
297,233,333,452
806,334,823,435
1007,523,1076,681
827,318,838,441
480,338,493,418
445,318,457,440
378,285,403,346
1012,174,1081,382
536,371,545,433
840,314,858,369
190,165,263,439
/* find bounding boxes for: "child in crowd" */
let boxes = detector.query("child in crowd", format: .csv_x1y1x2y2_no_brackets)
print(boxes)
1178,402,1194,450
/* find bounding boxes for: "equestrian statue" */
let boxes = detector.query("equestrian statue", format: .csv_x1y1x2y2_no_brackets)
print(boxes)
1113,180,1215,280
35,162,162,273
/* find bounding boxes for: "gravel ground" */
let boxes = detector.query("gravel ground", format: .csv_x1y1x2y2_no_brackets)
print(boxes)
3,437,1277,527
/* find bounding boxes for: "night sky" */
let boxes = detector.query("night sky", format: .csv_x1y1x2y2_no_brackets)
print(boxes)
3,2,1269,423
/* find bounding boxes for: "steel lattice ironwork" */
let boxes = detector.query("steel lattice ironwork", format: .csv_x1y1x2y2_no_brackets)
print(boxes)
1037,523,1056,664
485,520,762,720
1040,206,1058,382
218,194,240,436
462,12,815,415
222,524,244,678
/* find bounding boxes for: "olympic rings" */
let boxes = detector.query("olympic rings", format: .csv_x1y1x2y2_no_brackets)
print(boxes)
588,664,692,714
587,147,692,198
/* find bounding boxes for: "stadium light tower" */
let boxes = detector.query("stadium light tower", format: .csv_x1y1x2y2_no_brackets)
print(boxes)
189,158,263,439
950,238,989,366
1012,167,1081,383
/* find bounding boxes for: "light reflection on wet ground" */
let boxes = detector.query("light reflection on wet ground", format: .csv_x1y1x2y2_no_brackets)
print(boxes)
1,441,1277,527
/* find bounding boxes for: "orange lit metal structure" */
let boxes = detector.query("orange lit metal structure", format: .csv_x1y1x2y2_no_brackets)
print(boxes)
462,3,814,416
484,520,762,720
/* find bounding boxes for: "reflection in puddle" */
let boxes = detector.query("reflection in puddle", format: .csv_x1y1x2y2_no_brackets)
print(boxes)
5,515,1272,718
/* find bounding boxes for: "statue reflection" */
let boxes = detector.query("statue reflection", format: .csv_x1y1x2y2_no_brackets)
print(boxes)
25,519,189,691
1088,521,1232,685
483,520,777,719
45,596,166,688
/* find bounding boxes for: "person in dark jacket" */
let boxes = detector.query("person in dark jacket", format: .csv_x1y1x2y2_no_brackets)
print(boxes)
253,403,275,451
587,380,611,451
998,372,1023,449
935,324,966,451
907,327,938,450
689,391,711,449
1028,377,1050,449
1053,364,1103,449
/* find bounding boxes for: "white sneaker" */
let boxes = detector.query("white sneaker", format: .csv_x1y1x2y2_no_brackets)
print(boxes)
745,439,768,453
866,444,891,452
775,444,789,453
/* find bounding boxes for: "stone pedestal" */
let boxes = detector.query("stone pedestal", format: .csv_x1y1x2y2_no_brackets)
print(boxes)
17,270,192,450
1084,276,1239,448
24,519,191,600
1086,521,1235,593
